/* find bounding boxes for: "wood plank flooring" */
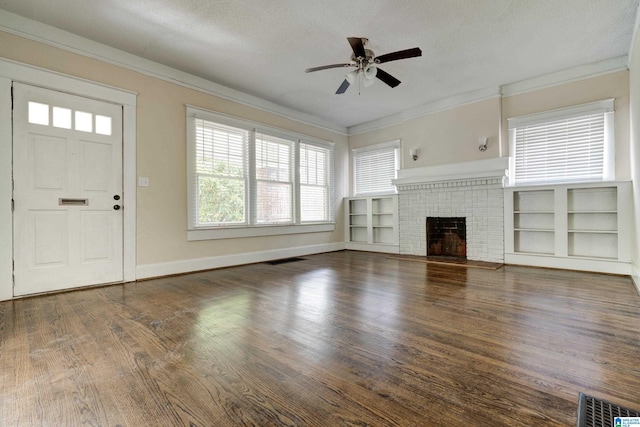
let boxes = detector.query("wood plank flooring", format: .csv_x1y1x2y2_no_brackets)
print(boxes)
1,250,639,426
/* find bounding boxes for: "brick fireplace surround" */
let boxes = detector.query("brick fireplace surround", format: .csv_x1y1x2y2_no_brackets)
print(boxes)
393,158,509,263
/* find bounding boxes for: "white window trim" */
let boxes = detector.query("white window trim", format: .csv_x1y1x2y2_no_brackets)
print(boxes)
186,105,335,240
352,139,400,196
507,99,615,186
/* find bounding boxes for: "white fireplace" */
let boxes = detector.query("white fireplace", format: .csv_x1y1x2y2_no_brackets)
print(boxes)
393,158,508,263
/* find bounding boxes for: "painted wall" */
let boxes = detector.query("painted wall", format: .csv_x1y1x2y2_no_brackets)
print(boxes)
0,31,349,276
0,27,635,290
502,71,631,181
629,26,640,289
348,97,502,194
349,71,631,194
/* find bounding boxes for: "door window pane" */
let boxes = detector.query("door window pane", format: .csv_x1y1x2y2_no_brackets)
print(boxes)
52,107,72,129
95,115,112,135
28,102,49,125
75,111,93,132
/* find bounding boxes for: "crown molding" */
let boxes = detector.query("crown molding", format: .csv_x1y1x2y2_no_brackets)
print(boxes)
629,2,640,67
349,55,630,136
501,56,629,98
0,10,348,136
0,9,634,139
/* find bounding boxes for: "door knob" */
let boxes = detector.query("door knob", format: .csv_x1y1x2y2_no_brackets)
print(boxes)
113,205,121,210
114,195,121,200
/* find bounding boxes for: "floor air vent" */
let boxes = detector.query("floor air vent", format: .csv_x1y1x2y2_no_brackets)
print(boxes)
264,257,306,265
577,393,640,427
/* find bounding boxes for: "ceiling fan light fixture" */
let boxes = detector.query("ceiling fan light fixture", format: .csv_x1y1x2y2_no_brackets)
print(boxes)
345,70,358,84
364,64,377,80
363,75,376,87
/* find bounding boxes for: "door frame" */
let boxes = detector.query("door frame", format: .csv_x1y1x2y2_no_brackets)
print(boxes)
0,58,137,300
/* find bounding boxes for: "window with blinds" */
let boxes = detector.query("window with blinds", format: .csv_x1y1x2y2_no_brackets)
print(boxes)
508,99,614,186
194,119,248,225
187,107,334,234
353,141,400,195
300,142,332,222
255,133,294,224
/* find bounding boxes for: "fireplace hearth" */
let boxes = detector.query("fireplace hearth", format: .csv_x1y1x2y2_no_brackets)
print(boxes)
427,217,466,258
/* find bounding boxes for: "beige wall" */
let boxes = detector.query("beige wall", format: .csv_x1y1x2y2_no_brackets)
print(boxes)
629,28,640,286
502,71,631,181
348,71,631,197
0,31,348,268
349,97,502,194
0,28,635,278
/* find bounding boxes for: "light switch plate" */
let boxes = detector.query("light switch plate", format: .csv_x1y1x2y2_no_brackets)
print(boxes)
138,176,150,187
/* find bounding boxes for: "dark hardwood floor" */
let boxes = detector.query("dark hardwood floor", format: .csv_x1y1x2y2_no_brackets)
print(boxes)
1,250,639,426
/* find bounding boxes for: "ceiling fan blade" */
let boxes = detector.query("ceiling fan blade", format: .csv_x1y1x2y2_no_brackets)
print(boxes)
305,63,353,73
335,79,350,94
375,68,401,88
347,37,367,58
375,47,422,64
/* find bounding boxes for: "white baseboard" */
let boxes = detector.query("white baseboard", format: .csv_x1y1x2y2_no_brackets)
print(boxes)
344,242,400,254
504,253,632,275
136,242,346,280
632,263,640,295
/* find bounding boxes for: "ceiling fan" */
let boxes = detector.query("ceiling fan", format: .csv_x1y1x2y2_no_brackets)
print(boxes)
305,37,422,94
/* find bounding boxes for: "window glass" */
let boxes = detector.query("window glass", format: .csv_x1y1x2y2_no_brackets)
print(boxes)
52,107,71,129
194,119,248,225
353,141,399,195
255,133,293,224
300,143,331,222
508,100,614,186
95,115,112,135
187,109,334,233
75,111,93,132
28,102,49,125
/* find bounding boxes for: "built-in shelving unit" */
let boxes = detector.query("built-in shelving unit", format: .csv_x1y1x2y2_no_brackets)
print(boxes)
345,195,399,253
513,189,555,255
567,187,619,259
504,182,631,274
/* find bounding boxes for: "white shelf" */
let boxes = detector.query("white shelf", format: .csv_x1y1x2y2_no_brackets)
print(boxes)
568,230,618,234
345,195,399,253
567,210,617,213
504,182,632,274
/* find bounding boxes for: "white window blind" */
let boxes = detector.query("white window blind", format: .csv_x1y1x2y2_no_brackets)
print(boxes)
255,133,294,224
353,141,399,195
300,142,332,222
187,106,335,236
508,99,614,186
194,119,248,226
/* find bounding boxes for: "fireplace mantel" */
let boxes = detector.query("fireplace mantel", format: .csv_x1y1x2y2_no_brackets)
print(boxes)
393,157,509,186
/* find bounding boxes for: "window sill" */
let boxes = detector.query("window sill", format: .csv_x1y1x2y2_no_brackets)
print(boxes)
187,223,335,241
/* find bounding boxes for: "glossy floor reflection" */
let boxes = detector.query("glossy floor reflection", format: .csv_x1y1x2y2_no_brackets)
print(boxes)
1,251,639,426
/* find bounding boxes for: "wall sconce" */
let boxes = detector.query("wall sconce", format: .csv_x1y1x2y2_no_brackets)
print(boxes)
409,148,419,161
478,137,488,152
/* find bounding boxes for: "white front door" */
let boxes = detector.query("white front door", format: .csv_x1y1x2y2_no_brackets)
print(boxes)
12,83,124,296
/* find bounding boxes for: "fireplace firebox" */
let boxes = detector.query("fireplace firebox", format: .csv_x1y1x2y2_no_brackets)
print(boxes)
426,217,466,258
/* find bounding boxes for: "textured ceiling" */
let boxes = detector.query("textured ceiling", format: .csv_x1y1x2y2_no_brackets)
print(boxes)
0,0,638,131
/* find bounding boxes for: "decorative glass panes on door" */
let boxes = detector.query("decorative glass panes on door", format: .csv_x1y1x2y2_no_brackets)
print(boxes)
28,101,113,136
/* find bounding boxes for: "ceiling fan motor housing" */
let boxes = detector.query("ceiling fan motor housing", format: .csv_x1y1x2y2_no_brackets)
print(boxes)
350,49,376,69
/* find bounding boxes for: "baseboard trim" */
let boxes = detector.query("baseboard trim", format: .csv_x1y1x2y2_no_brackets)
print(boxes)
632,263,640,295
504,253,632,275
136,242,346,280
